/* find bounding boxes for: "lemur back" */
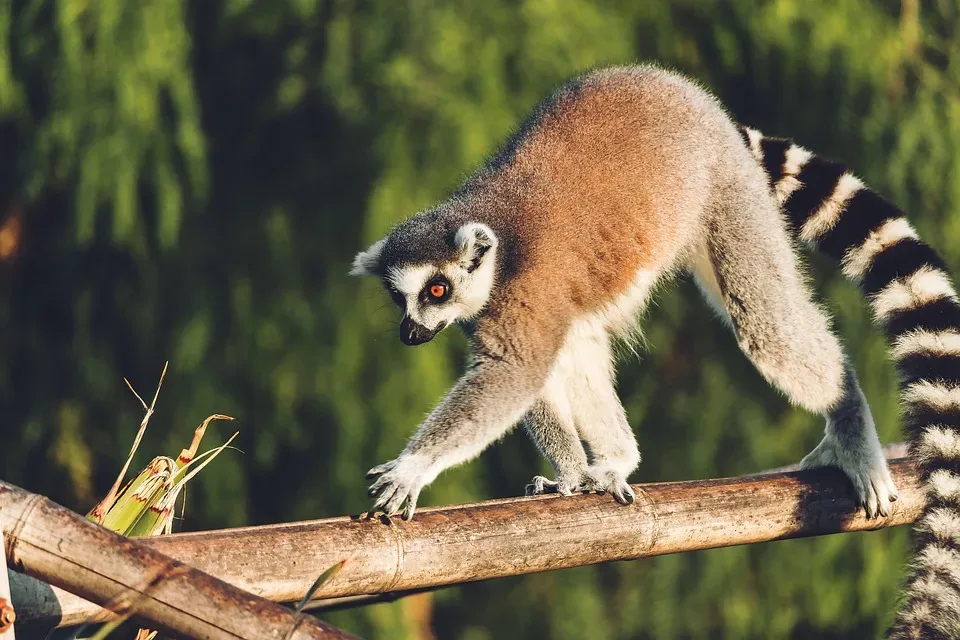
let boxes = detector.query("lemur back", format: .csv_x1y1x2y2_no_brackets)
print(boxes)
351,63,960,638
446,67,746,333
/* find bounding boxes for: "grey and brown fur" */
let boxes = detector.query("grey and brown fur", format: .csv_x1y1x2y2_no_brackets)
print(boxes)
350,63,960,637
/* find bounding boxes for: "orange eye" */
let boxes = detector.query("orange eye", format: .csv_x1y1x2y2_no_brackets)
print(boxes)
429,283,447,299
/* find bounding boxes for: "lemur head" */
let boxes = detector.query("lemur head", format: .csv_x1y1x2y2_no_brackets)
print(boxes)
349,215,499,346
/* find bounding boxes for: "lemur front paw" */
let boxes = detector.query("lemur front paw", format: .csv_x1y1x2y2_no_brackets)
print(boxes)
366,454,432,520
799,435,899,519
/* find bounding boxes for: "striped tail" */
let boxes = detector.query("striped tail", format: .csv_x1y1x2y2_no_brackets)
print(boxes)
740,125,960,639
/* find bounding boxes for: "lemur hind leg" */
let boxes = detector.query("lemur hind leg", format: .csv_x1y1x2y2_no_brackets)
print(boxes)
690,179,898,518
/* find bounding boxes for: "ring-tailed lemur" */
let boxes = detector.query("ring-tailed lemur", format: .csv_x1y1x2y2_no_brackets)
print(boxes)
350,63,960,637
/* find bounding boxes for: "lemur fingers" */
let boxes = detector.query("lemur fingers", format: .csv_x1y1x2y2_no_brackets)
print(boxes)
868,468,898,518
524,470,636,505
367,454,429,520
525,474,585,496
365,460,398,479
580,467,636,505
594,469,636,505
402,488,421,521
525,475,562,496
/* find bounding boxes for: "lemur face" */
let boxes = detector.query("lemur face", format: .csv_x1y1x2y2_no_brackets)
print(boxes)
350,221,499,345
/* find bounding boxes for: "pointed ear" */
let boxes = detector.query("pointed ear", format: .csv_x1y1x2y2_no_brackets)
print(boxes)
455,222,498,273
349,237,387,276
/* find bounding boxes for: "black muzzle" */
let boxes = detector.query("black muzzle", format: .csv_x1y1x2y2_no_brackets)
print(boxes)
400,315,440,346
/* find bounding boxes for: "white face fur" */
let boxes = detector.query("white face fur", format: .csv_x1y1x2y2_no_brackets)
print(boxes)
350,222,499,342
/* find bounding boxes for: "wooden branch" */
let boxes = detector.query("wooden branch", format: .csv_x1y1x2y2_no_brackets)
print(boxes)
299,441,920,615
0,482,356,639
11,447,923,631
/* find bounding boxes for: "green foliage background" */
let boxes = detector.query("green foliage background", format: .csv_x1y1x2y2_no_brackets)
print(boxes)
3,1,960,638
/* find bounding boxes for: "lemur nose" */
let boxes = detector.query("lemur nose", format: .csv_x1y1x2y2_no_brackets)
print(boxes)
400,315,434,346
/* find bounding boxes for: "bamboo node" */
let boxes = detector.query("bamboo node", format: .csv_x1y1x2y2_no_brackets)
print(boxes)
632,486,659,552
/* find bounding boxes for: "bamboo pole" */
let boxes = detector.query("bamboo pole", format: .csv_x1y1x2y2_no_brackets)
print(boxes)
12,450,923,631
0,482,356,639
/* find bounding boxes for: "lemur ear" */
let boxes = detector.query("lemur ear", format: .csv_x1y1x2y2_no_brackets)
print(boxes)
455,223,498,273
349,237,387,276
